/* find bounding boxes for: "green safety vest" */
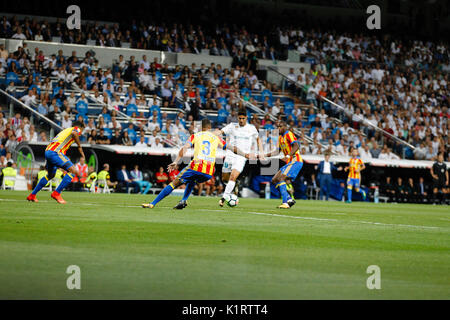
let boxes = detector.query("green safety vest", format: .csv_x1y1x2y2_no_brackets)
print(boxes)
286,183,293,192
2,167,17,187
52,170,63,187
37,170,50,187
86,172,97,188
97,170,110,187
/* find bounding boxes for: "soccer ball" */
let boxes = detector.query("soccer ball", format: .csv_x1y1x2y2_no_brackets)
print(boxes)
225,194,239,207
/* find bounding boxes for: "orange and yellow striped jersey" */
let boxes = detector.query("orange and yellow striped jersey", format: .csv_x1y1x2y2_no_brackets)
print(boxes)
188,131,226,176
348,157,364,179
279,130,303,163
45,127,82,155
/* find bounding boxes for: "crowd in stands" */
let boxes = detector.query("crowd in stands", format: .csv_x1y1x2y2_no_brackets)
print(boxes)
0,12,448,162
1,12,450,67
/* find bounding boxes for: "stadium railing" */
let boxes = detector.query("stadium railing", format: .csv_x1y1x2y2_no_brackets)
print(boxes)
0,88,63,138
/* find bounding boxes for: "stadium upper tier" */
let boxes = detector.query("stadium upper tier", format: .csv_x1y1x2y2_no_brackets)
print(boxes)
0,14,449,70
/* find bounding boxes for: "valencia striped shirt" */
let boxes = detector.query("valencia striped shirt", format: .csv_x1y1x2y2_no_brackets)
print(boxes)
188,131,226,176
45,127,82,155
279,130,303,163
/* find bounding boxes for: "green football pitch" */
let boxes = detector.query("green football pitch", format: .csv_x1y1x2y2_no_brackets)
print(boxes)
0,191,449,300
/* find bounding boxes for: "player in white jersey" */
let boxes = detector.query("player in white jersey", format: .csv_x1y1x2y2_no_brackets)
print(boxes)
216,109,265,206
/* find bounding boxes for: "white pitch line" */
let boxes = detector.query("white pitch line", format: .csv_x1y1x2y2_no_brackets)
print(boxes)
200,208,441,230
348,220,440,230
248,211,338,222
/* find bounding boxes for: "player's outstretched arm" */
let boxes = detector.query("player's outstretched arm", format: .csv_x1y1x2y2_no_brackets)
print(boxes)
288,141,300,159
168,141,191,172
264,137,280,158
72,132,85,160
226,144,252,159
256,136,266,161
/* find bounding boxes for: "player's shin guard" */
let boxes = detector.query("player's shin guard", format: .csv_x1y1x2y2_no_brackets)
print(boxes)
31,175,50,195
182,182,195,201
55,173,75,193
223,180,236,198
276,182,289,203
151,183,175,206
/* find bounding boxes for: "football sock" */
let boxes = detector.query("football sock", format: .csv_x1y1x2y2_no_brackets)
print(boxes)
182,182,195,201
31,175,50,195
347,188,352,201
151,183,174,206
224,180,236,198
55,173,75,194
361,190,366,199
276,182,289,203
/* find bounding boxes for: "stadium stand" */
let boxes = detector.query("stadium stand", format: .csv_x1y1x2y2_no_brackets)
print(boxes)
0,12,448,200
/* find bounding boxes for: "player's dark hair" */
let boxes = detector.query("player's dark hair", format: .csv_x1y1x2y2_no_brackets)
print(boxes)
201,119,211,130
238,109,247,117
73,121,85,128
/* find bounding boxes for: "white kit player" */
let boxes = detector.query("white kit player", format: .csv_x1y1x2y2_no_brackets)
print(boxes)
216,109,265,206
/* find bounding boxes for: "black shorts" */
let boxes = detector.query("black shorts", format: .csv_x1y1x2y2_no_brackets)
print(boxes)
432,179,446,190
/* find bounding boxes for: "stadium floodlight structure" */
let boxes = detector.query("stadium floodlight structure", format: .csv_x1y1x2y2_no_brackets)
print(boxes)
268,66,416,157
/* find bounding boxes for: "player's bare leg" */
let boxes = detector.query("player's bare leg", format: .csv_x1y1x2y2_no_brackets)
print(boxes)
220,170,240,207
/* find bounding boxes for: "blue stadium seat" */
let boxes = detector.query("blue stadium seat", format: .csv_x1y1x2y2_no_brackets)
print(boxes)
127,128,137,142
173,72,181,80
101,113,111,123
217,97,227,106
126,103,138,116
261,89,272,98
76,101,88,114
149,105,161,115
155,70,163,82
284,101,294,114
196,85,206,96
6,72,20,85
104,128,112,139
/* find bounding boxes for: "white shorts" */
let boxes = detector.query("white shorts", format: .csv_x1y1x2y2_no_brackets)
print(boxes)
222,155,246,174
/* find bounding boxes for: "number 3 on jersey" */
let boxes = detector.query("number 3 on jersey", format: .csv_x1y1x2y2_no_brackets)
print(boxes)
202,141,211,156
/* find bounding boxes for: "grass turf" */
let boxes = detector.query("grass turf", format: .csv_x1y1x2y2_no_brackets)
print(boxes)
0,190,449,300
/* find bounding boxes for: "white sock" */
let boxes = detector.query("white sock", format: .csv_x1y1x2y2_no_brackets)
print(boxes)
223,180,236,198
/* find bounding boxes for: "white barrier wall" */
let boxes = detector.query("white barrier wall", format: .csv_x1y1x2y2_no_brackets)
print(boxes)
259,59,311,87
1,38,311,76
23,40,162,68
176,53,233,69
